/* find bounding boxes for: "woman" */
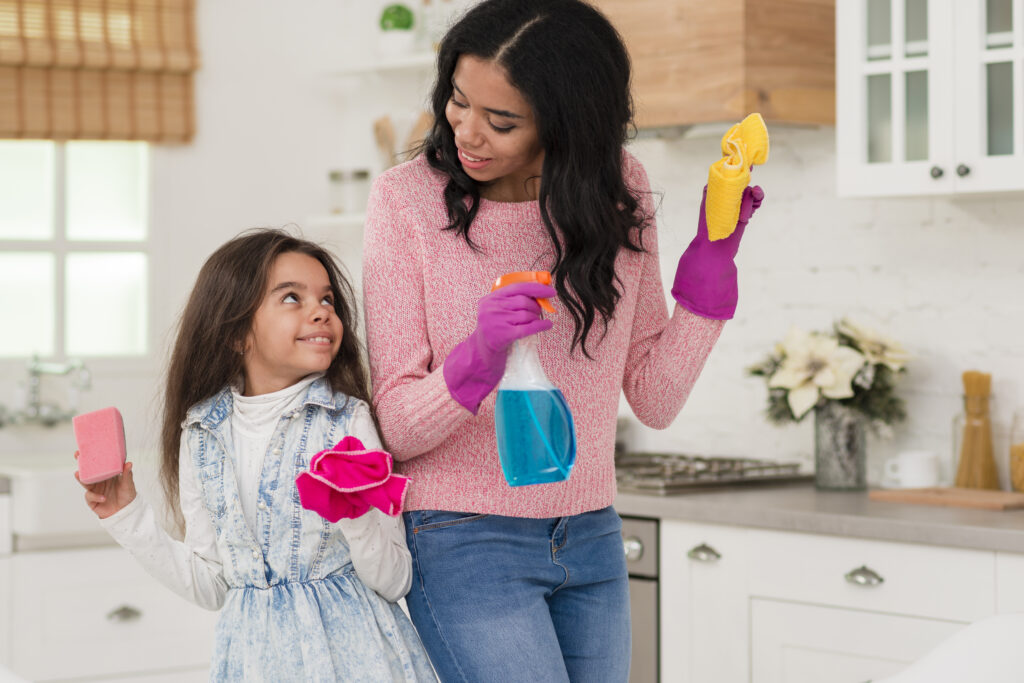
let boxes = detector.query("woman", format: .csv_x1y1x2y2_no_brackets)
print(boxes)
362,1,763,680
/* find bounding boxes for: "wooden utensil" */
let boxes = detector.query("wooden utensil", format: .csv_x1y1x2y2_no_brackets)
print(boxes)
401,110,434,161
869,487,1024,510
373,115,397,170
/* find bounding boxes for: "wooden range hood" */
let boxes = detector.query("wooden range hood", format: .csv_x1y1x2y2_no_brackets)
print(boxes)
593,0,835,129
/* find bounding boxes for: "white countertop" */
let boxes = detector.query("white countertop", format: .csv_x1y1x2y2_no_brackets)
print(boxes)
614,483,1024,553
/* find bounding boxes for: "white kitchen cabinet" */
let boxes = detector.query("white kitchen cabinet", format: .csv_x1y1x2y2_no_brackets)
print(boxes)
995,551,1024,612
660,522,749,683
745,528,996,622
660,520,1014,682
750,599,965,683
0,556,10,669
836,0,1024,196
2,546,217,682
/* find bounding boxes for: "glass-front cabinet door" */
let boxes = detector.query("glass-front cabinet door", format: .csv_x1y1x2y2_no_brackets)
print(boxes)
837,0,955,196
837,0,1024,196
953,0,1024,191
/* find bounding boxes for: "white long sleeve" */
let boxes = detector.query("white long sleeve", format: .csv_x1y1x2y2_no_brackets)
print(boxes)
101,399,410,606
338,404,413,602
99,444,229,610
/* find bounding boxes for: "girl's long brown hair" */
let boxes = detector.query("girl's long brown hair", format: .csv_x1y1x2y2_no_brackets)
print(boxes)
159,229,371,529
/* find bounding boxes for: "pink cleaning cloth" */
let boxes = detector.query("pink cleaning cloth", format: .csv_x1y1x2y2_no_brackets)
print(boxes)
295,436,410,522
73,407,127,485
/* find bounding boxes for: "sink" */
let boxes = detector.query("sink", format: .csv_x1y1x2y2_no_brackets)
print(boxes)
0,454,105,540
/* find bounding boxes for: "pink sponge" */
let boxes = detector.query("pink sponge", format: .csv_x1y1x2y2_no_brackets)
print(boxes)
73,407,127,485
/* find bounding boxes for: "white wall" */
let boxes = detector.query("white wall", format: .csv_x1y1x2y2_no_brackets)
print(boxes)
3,1,1023,491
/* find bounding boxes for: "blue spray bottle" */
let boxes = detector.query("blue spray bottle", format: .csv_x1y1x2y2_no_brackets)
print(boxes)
491,271,577,486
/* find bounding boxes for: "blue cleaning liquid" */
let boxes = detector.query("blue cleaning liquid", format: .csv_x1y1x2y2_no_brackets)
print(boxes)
495,388,577,487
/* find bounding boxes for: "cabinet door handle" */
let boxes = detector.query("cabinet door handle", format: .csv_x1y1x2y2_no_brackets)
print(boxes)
930,165,944,179
844,565,884,587
687,543,721,562
956,163,971,177
623,536,644,562
106,605,142,622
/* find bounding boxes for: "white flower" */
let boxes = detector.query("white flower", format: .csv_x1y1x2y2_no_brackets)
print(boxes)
768,327,867,419
836,318,910,372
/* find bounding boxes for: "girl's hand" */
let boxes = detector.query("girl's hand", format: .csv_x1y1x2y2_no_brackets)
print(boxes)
74,452,137,519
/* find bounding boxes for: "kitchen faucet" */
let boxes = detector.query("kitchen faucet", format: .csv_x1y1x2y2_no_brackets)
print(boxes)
2,355,91,428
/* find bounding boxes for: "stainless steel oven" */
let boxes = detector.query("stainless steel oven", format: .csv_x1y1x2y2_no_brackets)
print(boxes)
621,515,658,683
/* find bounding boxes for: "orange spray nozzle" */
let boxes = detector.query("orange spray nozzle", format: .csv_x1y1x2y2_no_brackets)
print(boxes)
490,271,555,313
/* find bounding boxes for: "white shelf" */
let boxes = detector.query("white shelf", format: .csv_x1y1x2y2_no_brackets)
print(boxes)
332,51,435,77
306,213,366,229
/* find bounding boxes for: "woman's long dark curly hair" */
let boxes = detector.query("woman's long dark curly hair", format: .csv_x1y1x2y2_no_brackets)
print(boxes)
159,229,371,528
423,0,650,356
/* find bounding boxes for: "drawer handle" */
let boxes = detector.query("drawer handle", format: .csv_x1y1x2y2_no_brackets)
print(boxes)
106,605,142,623
623,536,644,562
845,565,884,587
687,543,721,563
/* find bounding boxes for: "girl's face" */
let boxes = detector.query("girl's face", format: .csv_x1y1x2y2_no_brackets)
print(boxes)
241,252,343,396
446,55,545,202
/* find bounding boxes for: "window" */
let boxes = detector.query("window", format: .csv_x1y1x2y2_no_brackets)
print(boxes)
0,139,149,359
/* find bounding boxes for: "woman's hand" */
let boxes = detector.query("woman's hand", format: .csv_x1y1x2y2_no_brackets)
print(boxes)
443,281,556,414
671,185,764,320
74,453,137,519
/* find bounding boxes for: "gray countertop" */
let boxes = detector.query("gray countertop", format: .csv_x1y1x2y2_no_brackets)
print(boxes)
614,483,1024,554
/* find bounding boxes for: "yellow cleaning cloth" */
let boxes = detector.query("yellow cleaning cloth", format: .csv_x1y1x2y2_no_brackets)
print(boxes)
706,113,769,241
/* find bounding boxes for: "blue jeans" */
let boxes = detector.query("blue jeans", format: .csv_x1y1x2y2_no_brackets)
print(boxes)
403,506,631,683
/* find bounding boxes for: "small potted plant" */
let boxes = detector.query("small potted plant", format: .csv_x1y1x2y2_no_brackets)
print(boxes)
378,3,417,55
748,318,909,490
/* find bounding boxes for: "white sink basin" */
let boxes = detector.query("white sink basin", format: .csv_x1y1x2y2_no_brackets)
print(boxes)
0,454,105,539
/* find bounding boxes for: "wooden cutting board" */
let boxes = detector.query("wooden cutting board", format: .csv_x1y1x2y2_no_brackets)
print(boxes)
869,487,1024,510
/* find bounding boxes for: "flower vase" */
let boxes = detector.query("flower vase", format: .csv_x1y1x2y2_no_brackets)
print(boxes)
814,402,867,490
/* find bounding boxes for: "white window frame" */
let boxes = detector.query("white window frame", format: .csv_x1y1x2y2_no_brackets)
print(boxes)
0,141,156,377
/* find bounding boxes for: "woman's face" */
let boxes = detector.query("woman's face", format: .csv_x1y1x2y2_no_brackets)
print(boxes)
445,55,545,202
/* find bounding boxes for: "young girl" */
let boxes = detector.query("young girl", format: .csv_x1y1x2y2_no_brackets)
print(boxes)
361,0,764,680
78,229,435,682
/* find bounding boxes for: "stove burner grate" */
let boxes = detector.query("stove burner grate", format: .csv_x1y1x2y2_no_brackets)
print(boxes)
615,452,810,494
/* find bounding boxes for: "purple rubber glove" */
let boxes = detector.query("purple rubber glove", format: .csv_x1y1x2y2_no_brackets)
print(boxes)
671,184,765,320
443,282,556,414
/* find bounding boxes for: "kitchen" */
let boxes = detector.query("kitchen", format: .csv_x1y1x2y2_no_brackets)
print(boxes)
1,0,1024,681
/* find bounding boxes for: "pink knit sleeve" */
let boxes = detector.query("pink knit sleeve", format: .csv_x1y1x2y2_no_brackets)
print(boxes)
620,156,726,429
362,173,472,460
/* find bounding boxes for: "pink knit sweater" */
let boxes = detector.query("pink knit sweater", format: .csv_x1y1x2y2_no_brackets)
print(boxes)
362,152,724,518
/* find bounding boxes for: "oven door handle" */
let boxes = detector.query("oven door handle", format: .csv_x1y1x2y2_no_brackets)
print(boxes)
687,543,722,562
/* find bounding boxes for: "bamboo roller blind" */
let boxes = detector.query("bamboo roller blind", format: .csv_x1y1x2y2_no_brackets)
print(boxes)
0,0,198,141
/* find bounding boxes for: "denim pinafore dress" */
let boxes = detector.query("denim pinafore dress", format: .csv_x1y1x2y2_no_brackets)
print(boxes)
185,381,435,682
